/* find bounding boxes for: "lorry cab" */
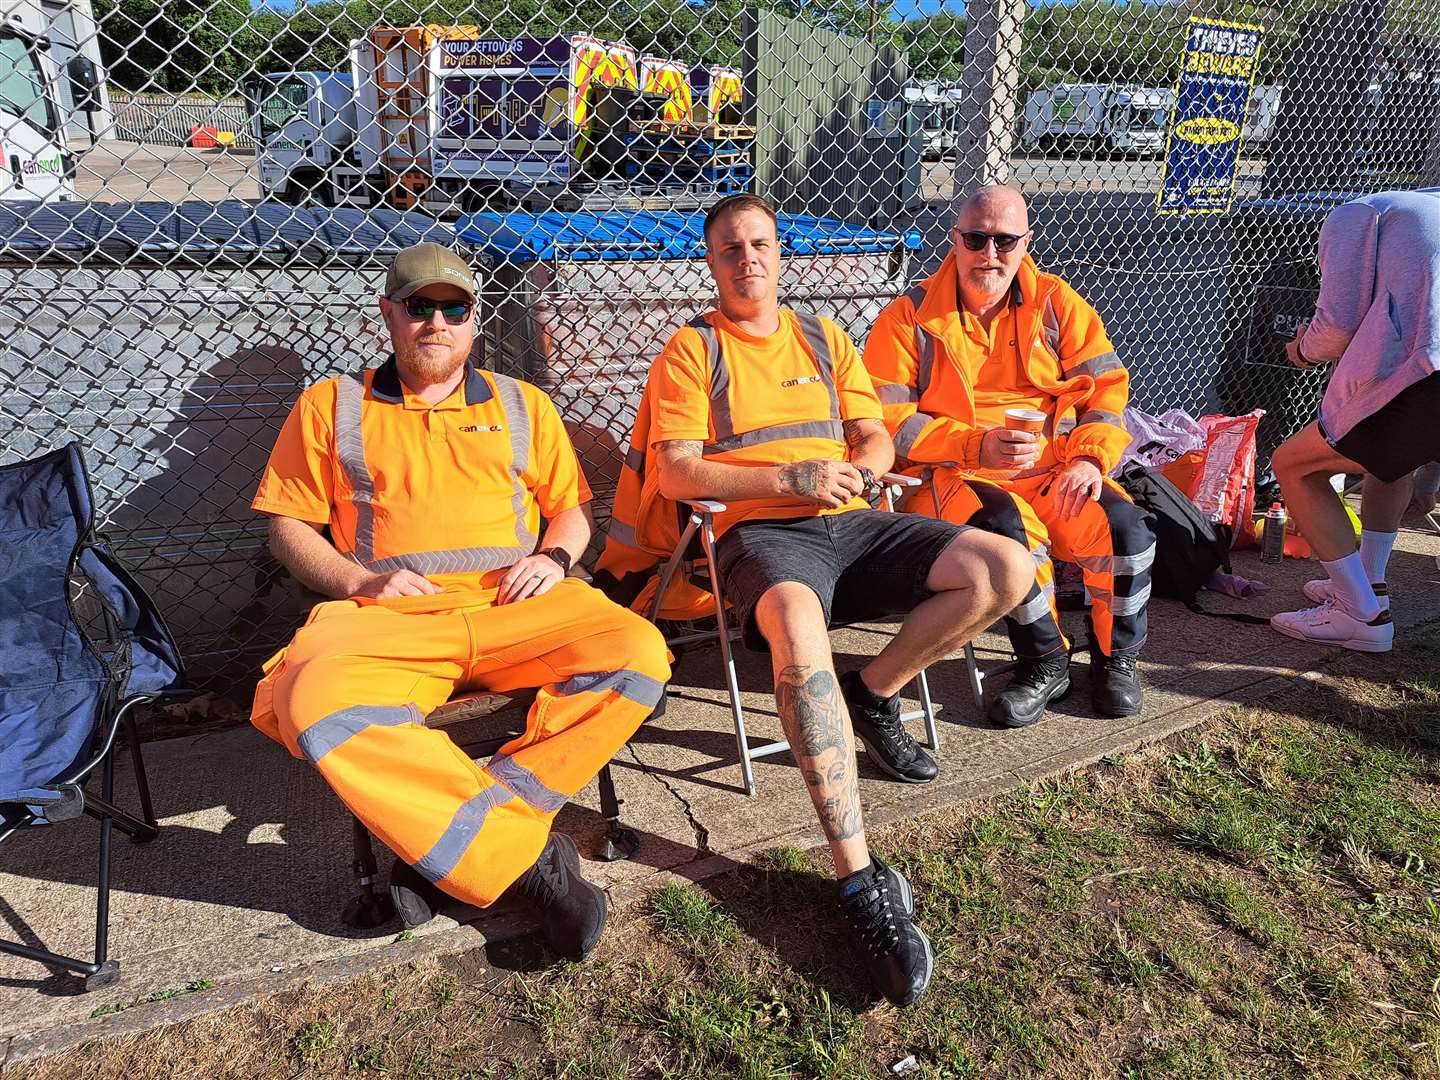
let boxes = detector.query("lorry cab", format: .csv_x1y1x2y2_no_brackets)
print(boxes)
0,8,79,204
248,70,358,205
1021,83,1172,157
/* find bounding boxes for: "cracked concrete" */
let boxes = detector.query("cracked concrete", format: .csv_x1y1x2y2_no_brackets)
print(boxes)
2,535,1438,1064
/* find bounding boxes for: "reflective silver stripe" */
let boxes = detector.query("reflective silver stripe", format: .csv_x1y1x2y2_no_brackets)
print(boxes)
1089,581,1152,617
607,518,638,547
1031,543,1051,567
877,383,919,405
1041,297,1061,356
1056,415,1077,435
297,703,420,765
915,326,935,393
1076,547,1157,576
705,419,845,456
486,752,568,813
795,312,841,420
335,372,377,565
1076,409,1123,428
1064,351,1122,379
1011,583,1056,625
624,446,646,474
334,369,536,574
895,412,936,457
691,318,733,443
414,785,517,885
559,668,667,709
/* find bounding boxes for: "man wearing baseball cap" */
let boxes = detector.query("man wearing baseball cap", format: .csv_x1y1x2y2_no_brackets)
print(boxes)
248,242,669,959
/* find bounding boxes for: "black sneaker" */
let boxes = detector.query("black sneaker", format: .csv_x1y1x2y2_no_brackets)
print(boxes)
839,858,933,1007
1091,649,1143,717
389,859,446,930
840,670,938,784
987,651,1071,728
509,832,609,961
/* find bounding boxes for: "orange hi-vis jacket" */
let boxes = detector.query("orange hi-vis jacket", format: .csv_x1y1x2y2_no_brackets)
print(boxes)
595,309,878,619
864,252,1133,477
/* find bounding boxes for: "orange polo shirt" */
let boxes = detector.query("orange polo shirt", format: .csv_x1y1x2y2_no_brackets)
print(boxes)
648,308,883,536
252,358,591,592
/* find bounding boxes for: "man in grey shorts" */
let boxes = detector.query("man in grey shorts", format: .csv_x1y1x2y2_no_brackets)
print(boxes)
645,193,1033,1006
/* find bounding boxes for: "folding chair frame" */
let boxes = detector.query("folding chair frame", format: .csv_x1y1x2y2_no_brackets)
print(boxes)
0,693,162,991
341,692,637,930
650,474,940,796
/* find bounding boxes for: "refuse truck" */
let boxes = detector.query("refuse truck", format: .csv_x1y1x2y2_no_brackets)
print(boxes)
248,28,754,215
0,5,101,204
1020,83,1172,156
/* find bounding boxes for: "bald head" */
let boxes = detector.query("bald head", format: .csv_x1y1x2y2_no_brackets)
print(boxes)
951,185,1032,318
955,185,1029,233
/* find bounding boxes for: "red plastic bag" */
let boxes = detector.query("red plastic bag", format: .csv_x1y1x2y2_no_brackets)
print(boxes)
1186,410,1264,547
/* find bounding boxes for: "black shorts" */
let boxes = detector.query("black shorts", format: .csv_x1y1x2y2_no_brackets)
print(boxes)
1330,372,1440,482
713,510,968,651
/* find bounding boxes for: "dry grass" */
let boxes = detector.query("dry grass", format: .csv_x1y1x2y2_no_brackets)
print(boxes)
9,637,1440,1080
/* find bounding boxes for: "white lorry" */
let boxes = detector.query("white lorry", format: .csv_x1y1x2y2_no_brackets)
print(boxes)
1020,83,1172,156
0,5,98,203
902,81,962,160
248,28,751,215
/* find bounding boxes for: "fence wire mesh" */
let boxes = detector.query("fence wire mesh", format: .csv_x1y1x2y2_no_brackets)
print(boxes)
1,0,1437,693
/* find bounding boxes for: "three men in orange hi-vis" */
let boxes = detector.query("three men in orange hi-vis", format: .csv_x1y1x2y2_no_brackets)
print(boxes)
639,194,1034,1006
865,186,1155,725
250,242,669,960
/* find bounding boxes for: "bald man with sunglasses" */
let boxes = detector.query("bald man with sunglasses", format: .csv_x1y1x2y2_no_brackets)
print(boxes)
864,186,1153,724
249,243,669,959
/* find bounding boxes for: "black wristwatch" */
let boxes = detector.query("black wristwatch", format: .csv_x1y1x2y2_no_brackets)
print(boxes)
856,465,883,506
539,547,571,573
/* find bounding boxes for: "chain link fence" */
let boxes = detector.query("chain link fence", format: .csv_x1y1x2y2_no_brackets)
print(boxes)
2,0,1438,694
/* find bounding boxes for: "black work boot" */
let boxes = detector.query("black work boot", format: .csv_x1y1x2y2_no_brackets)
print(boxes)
840,670,938,784
389,859,446,930
839,857,933,1007
986,651,1072,728
1090,648,1143,718
509,832,609,961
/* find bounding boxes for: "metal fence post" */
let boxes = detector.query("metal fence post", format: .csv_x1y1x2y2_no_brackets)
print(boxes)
955,0,1024,198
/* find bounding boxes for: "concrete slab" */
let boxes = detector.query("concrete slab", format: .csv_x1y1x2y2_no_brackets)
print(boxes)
3,535,1438,1065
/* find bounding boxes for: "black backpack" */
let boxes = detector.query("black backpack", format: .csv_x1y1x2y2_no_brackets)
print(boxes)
1115,462,1268,623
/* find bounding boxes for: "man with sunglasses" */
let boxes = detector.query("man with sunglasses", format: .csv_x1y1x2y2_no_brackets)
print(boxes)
248,242,670,960
866,185,1153,724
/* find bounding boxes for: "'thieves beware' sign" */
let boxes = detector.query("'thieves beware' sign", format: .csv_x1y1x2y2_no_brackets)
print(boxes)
1157,18,1263,214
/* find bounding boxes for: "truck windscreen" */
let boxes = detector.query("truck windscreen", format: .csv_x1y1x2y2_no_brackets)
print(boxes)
0,32,57,140
1125,104,1167,132
256,81,309,138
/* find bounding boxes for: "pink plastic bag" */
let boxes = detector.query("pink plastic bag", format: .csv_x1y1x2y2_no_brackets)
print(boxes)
1189,410,1264,546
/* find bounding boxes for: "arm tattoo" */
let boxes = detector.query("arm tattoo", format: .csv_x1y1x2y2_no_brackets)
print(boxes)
843,418,870,451
778,460,827,499
657,439,702,459
775,666,863,841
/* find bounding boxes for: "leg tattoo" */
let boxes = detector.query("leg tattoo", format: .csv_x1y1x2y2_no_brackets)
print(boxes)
776,665,863,841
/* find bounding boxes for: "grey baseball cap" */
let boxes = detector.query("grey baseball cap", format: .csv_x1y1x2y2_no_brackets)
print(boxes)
384,242,478,301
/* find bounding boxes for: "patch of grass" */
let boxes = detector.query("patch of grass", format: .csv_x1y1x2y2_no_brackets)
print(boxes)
651,883,739,951
290,1018,336,1063
88,978,215,1018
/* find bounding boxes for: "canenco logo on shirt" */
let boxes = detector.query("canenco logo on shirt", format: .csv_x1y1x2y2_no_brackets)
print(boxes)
780,374,822,388
459,424,505,432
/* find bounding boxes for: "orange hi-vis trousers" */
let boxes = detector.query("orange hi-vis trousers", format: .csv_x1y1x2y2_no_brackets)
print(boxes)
251,577,670,908
918,469,1155,657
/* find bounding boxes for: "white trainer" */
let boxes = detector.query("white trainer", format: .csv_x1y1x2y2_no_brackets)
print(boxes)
1302,579,1390,610
1270,600,1394,653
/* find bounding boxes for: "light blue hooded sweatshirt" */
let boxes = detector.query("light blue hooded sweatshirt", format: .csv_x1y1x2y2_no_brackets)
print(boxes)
1301,188,1440,443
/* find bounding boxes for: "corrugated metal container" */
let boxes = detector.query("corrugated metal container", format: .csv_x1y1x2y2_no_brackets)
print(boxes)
0,201,457,689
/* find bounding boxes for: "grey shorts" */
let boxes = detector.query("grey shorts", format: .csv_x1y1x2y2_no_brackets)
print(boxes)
713,509,968,651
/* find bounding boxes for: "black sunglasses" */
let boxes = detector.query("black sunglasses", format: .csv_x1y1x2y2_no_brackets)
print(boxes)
399,296,474,324
958,231,1026,253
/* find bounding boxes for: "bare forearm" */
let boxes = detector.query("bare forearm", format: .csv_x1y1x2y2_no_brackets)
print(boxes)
847,428,894,476
656,444,784,503
537,504,593,564
267,516,368,599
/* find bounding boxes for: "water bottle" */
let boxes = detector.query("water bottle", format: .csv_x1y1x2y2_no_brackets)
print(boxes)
1260,502,1287,563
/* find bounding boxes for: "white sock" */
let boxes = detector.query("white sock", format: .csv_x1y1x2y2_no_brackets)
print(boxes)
1321,553,1381,620
1358,529,1396,584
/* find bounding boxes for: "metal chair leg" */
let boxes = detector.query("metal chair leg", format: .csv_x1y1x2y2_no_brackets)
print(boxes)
914,668,939,751
595,764,639,862
341,815,395,930
964,642,986,711
700,515,756,795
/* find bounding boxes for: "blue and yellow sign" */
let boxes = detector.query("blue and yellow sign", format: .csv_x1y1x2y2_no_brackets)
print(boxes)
1158,18,1263,214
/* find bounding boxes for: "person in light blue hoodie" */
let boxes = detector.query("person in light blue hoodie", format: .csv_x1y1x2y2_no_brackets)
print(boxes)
1270,188,1440,653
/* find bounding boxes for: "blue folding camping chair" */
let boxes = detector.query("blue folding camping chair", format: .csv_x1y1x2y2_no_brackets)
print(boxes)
0,442,186,990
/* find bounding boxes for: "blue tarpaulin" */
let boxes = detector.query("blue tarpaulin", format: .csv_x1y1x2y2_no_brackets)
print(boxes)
455,209,922,262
